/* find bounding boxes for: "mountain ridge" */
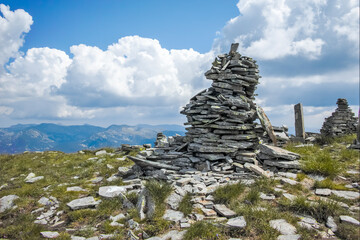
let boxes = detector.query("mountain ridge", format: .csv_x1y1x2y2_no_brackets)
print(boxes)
0,123,185,154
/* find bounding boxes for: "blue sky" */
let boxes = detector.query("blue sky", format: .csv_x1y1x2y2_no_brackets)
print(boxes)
0,0,359,133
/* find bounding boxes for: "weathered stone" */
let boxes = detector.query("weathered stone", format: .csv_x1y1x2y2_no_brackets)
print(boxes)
279,177,298,186
67,197,101,210
213,204,236,218
326,216,337,232
201,208,217,217
260,193,275,200
95,150,107,156
40,231,60,238
269,219,297,235
99,186,127,198
166,192,183,210
244,163,271,178
315,188,331,196
0,195,19,213
259,144,300,160
339,215,360,225
332,190,360,199
264,160,300,169
67,186,88,192
163,209,184,222
294,103,305,140
226,216,247,228
277,235,301,240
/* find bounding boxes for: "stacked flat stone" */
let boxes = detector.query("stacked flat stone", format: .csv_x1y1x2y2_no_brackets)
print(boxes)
180,43,260,171
321,98,358,137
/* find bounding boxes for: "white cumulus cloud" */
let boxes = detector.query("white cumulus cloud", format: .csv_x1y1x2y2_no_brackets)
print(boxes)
0,4,33,69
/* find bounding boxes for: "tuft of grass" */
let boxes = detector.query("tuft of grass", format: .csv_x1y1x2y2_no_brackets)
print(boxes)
143,218,172,236
213,182,245,204
296,173,307,181
126,191,138,205
183,221,226,240
314,178,348,190
178,193,193,216
279,196,343,222
253,177,277,195
336,221,360,240
144,180,173,219
244,189,260,205
144,180,173,205
301,150,343,178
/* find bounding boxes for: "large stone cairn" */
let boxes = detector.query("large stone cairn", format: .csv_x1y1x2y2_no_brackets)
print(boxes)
321,98,358,137
180,43,260,171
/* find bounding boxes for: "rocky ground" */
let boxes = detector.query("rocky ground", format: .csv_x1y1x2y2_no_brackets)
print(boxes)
0,135,359,240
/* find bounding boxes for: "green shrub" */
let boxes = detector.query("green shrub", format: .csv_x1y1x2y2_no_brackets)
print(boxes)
213,182,245,204
184,221,225,240
178,193,193,215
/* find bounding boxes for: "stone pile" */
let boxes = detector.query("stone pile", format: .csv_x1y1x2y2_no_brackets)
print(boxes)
321,98,358,137
180,43,260,172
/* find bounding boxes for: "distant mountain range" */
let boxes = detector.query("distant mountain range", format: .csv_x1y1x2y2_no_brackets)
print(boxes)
0,123,185,154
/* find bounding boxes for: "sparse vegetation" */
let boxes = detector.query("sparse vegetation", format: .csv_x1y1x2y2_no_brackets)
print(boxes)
314,178,348,190
244,188,260,204
178,192,193,215
213,182,245,204
184,221,225,240
144,179,173,218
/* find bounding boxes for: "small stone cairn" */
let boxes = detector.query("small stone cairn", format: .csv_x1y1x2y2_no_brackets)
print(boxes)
321,98,358,137
180,43,260,171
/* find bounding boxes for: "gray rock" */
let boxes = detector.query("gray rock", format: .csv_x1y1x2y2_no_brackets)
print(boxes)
214,204,236,217
71,236,86,240
89,176,103,184
26,175,44,183
277,235,301,240
95,150,107,156
260,193,275,200
110,213,126,222
279,177,298,186
332,190,360,199
40,231,60,238
66,186,88,192
67,196,101,210
264,160,301,169
277,172,297,179
0,195,19,213
339,215,360,225
244,163,271,178
226,216,247,228
259,144,300,160
326,216,337,232
269,219,296,235
34,219,48,225
180,222,191,228
166,192,183,210
315,188,331,196
38,197,58,206
160,230,187,240
98,186,127,198
163,209,184,222
118,166,134,176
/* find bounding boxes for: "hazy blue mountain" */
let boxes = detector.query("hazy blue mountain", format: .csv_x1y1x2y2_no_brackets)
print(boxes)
0,123,185,154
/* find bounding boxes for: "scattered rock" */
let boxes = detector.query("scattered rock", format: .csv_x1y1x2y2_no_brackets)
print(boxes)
213,204,236,218
339,215,360,226
332,190,360,200
67,197,101,210
277,235,301,240
326,216,337,232
166,192,183,210
315,188,331,196
25,172,44,183
226,216,247,228
40,231,60,238
0,195,19,213
163,209,184,222
98,186,127,198
66,186,88,192
269,219,296,235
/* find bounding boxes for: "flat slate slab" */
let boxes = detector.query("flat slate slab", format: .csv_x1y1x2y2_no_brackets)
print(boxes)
315,188,331,196
98,186,127,198
339,215,360,226
269,219,297,235
67,196,101,210
213,204,236,218
0,195,19,213
40,231,60,238
259,144,300,160
226,216,247,228
331,190,360,199
162,209,184,222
